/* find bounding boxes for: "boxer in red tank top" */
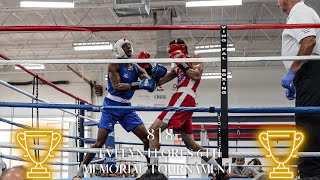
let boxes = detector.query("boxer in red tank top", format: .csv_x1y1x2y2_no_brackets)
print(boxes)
148,39,229,178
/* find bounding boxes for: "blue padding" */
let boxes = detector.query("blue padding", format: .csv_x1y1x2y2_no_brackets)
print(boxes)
84,120,99,126
3,101,320,113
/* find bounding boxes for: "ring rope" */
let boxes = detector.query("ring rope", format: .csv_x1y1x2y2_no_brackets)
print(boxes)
0,118,291,150
2,102,320,113
0,55,319,65
0,152,301,167
0,144,318,158
72,136,290,149
0,141,290,150
0,153,103,166
0,144,217,157
0,117,32,129
0,153,300,168
0,24,320,32
0,53,92,105
0,80,98,122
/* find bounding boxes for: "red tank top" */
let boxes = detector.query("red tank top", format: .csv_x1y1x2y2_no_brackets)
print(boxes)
176,67,200,92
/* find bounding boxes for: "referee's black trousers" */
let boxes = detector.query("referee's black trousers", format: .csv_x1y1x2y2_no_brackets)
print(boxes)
294,61,320,179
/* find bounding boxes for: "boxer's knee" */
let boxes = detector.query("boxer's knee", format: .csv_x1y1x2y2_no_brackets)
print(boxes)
93,140,105,148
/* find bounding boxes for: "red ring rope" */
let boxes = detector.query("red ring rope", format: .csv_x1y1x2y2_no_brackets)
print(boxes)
0,53,92,105
0,24,319,32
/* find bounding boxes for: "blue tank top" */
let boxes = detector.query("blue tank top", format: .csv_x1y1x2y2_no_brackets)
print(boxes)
107,63,139,100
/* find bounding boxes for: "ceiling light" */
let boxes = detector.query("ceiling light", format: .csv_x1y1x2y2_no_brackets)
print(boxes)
73,42,113,51
186,0,242,7
15,64,45,70
194,44,235,54
20,0,74,8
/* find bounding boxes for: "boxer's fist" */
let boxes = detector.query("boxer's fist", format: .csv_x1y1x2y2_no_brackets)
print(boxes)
169,50,187,58
151,64,167,80
137,51,150,59
175,62,190,73
137,51,152,73
139,78,157,92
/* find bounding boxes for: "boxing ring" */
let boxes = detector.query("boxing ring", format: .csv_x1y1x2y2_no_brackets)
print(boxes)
0,24,319,180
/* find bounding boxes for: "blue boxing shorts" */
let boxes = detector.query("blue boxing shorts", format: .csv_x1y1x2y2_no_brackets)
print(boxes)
98,97,143,132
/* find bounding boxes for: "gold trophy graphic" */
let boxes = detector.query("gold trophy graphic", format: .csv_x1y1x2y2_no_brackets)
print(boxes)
17,131,61,178
259,131,303,179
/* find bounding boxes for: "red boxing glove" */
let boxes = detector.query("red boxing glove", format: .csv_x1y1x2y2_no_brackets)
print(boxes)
138,63,151,69
137,51,150,59
169,50,187,58
137,51,151,69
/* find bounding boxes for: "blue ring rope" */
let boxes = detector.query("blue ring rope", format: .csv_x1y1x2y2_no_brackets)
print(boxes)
65,135,289,149
1,102,320,113
0,117,289,150
0,117,32,129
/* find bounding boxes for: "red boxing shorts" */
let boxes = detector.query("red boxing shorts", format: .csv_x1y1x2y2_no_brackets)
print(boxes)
157,92,195,134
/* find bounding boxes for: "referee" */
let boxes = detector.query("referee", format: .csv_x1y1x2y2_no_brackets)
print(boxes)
278,0,320,179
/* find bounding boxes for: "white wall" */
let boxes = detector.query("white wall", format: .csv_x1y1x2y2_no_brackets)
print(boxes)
0,67,294,177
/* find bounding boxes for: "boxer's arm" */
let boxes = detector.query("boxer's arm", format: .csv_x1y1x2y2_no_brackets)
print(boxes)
158,66,177,86
137,65,151,79
108,64,132,91
290,36,316,71
185,62,203,81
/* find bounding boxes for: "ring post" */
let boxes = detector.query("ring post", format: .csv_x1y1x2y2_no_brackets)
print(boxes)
78,102,85,162
220,25,229,159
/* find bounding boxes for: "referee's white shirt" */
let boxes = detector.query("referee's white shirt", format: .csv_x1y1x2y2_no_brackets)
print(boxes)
282,1,320,71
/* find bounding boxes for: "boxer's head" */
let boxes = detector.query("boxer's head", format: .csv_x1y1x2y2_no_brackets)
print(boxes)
113,38,133,59
1,166,26,180
168,38,188,54
277,0,300,15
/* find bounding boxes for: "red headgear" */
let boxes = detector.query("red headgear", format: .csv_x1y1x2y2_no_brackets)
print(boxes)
167,44,188,54
167,39,188,54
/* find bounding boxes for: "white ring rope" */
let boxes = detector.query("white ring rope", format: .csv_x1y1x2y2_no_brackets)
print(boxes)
1,144,319,158
228,164,297,168
116,159,215,166
0,153,104,166
0,143,219,157
0,80,98,123
0,56,319,65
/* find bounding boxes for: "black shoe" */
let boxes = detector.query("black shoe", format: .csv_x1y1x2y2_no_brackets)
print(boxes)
213,171,230,180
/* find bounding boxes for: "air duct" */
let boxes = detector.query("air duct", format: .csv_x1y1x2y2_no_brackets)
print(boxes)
113,0,150,17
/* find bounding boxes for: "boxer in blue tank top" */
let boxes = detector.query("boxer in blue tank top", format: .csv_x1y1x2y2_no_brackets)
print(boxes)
74,39,167,178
